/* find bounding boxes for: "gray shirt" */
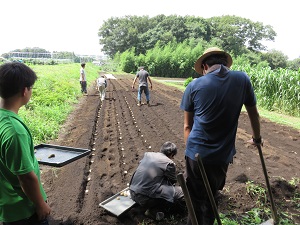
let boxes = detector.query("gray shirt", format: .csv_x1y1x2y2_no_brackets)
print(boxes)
129,152,177,202
136,69,150,87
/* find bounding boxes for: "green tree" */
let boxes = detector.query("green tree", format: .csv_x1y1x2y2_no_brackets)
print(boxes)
287,58,300,71
119,48,136,73
99,15,151,57
261,49,288,69
99,15,276,63
184,16,211,42
207,15,276,56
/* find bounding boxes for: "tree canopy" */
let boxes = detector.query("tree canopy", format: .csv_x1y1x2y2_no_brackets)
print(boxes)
98,14,276,58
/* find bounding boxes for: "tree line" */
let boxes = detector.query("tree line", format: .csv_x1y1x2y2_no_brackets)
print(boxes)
98,14,300,74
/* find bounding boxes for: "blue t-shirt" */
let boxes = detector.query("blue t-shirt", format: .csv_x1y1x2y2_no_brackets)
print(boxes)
180,65,256,164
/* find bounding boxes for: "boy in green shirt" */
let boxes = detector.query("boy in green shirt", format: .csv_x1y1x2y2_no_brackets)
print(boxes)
0,62,51,224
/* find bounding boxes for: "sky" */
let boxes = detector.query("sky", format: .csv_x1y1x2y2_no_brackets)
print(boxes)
0,0,299,60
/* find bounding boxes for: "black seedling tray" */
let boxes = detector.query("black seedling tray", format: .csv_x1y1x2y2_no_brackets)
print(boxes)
34,144,91,167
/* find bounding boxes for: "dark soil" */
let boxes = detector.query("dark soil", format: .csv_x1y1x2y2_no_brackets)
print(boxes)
41,73,300,225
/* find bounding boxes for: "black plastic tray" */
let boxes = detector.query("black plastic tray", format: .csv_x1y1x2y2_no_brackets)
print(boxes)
34,144,91,167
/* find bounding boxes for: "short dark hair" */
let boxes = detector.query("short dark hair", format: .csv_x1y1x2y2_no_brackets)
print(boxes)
81,63,86,67
0,62,37,99
160,141,177,157
203,54,228,67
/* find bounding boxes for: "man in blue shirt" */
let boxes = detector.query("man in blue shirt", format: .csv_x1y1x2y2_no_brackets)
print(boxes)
180,47,262,225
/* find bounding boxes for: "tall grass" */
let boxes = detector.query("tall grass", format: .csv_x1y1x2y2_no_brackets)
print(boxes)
18,63,100,144
232,64,300,117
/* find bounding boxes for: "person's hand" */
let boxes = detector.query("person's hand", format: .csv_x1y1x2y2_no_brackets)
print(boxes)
248,136,263,146
36,201,51,221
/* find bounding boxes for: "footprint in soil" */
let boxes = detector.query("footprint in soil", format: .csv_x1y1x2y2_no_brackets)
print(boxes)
108,155,115,161
100,173,107,179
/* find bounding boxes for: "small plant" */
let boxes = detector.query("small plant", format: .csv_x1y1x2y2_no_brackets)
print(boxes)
240,208,264,224
246,181,267,206
289,177,300,186
218,213,239,225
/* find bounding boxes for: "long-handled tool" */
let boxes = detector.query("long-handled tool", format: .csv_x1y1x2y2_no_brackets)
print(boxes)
256,145,278,224
177,173,199,225
195,154,222,225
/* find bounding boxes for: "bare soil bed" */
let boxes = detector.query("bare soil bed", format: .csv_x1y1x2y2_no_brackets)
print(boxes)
42,73,300,225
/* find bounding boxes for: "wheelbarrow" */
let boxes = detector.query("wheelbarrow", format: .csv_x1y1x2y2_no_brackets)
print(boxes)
177,146,278,225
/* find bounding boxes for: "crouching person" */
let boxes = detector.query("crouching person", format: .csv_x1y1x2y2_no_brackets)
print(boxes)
96,75,107,101
129,141,185,221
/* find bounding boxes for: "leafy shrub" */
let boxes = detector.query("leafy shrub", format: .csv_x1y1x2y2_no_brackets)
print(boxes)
183,77,194,87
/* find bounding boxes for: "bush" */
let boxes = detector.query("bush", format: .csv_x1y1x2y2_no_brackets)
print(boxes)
184,77,194,87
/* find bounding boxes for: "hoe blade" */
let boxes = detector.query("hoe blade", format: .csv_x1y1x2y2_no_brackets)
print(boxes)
260,219,274,225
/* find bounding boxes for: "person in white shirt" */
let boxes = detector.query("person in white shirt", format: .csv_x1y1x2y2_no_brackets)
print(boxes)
96,75,107,101
79,63,87,95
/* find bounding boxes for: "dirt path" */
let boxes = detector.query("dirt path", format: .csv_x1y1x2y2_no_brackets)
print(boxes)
42,74,300,225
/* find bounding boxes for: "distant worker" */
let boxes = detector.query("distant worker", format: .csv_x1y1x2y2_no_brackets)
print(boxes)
96,75,107,101
129,142,185,221
0,62,51,224
132,66,153,106
79,63,88,95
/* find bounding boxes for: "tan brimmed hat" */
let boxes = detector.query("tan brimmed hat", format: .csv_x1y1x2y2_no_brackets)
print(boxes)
194,47,232,75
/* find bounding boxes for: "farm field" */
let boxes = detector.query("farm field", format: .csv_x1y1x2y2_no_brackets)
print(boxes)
42,73,300,225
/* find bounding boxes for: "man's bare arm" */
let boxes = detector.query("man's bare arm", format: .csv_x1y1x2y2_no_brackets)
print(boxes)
132,77,137,88
18,171,51,220
183,111,194,145
245,105,261,140
148,77,153,89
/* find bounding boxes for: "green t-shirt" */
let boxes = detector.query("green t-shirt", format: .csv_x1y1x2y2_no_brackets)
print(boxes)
0,109,47,222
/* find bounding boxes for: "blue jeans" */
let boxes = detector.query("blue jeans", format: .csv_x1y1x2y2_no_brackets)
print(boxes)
3,213,49,225
137,86,150,102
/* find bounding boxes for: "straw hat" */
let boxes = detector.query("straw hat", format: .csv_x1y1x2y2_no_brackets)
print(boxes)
194,47,232,74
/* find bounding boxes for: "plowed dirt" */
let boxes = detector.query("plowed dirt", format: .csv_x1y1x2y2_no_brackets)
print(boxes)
42,73,300,225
